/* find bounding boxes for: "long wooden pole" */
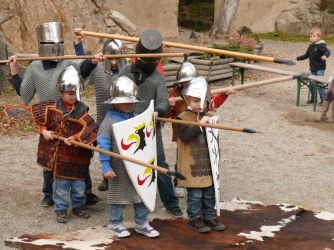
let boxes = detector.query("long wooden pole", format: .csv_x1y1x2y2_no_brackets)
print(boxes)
51,134,186,179
156,117,257,133
77,31,295,65
0,53,190,65
173,74,309,102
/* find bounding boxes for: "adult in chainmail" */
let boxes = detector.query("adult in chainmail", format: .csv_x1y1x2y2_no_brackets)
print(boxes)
73,29,127,191
118,29,183,219
8,22,104,208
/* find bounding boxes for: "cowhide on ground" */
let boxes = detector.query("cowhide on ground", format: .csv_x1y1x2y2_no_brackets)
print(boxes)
5,199,334,249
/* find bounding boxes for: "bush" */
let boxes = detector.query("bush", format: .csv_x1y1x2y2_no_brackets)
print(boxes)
194,19,205,31
232,32,257,48
237,26,253,35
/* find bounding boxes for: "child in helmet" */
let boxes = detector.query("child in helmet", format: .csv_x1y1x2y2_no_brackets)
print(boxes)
98,76,160,238
31,66,99,223
176,77,225,233
168,62,235,198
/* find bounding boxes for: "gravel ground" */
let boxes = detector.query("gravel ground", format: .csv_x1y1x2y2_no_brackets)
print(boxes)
1,34,334,249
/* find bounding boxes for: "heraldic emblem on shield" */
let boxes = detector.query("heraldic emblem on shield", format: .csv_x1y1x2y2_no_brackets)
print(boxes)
113,100,157,212
206,116,221,216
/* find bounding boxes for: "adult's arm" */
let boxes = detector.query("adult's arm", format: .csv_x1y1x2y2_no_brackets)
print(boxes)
73,41,86,56
20,66,36,106
12,74,22,96
154,76,169,117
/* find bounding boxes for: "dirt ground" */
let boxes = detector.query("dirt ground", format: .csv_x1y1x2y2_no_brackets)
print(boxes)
1,30,334,249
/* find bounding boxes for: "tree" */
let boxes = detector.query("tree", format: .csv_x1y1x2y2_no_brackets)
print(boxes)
209,0,240,37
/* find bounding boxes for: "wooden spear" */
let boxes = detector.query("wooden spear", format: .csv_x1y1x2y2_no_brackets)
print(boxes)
173,73,311,102
76,30,296,66
156,117,257,133
51,134,186,180
0,52,203,65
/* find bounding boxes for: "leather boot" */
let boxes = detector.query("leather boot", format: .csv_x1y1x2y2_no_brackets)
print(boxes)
327,102,334,123
314,101,330,122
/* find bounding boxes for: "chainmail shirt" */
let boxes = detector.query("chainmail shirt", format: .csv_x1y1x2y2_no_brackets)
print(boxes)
20,59,86,106
118,65,169,162
88,63,118,124
98,113,141,204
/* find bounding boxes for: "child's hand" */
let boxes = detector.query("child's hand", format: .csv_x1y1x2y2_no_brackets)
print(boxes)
8,55,18,75
226,85,236,95
103,170,116,179
74,28,83,44
92,52,105,64
169,96,176,107
154,111,159,119
199,116,210,124
64,136,74,146
294,57,298,61
321,55,327,61
42,130,54,141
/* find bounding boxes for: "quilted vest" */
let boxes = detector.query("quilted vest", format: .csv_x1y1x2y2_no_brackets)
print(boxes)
32,100,99,180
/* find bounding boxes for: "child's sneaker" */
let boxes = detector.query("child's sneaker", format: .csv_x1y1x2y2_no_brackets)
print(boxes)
203,219,225,231
55,210,68,223
109,223,130,238
72,205,90,218
135,221,160,237
187,218,211,233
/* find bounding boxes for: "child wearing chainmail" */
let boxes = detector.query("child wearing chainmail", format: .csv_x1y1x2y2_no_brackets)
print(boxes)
176,77,225,233
97,76,160,238
31,66,99,223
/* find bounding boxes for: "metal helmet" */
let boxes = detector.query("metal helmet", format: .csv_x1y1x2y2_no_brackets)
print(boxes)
103,39,127,73
135,29,163,73
36,22,65,58
182,77,211,109
104,76,141,104
56,66,84,101
175,62,199,85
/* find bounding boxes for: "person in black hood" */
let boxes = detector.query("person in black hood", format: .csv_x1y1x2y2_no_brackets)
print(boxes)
296,28,330,104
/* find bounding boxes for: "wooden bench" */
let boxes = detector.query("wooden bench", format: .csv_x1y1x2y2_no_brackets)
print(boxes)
229,62,328,111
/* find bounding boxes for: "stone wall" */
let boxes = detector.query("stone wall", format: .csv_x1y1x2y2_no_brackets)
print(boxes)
0,0,138,55
220,0,334,36
106,0,179,38
229,0,292,34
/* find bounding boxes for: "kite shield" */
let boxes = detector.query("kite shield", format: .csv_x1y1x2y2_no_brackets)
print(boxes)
206,116,220,216
113,100,157,212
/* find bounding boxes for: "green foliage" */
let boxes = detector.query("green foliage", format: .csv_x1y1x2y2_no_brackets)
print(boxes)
248,32,334,44
204,42,254,62
194,19,205,31
315,0,330,11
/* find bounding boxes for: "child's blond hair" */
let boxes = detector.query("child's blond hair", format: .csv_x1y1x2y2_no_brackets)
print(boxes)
310,28,321,37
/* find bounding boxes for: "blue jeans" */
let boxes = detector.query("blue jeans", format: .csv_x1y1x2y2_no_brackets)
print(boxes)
186,185,216,221
109,202,149,225
157,160,179,210
43,168,93,196
52,178,86,211
310,70,326,100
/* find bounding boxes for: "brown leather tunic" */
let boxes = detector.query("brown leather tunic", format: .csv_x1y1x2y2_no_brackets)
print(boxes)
177,111,213,188
32,101,99,180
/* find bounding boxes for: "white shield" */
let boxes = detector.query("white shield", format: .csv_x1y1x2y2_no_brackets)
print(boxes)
113,100,157,211
206,116,220,216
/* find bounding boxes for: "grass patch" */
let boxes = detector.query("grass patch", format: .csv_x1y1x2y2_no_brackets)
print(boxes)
249,32,334,44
